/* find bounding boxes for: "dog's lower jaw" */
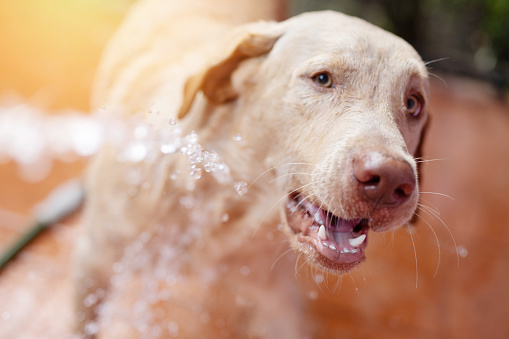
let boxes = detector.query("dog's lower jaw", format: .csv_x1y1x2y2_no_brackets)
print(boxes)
281,199,368,275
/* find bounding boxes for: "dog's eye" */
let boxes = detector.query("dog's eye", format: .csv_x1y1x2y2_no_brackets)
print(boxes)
312,72,333,88
406,94,422,117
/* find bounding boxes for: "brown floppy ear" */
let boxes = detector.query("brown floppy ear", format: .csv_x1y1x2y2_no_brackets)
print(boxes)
178,21,285,119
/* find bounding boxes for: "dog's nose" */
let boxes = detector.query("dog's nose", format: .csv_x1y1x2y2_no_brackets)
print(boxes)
353,152,416,207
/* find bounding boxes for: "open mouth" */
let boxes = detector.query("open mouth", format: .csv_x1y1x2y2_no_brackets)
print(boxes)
285,192,370,271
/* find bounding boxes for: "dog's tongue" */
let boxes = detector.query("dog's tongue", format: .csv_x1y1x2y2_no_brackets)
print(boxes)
292,196,367,261
314,212,365,257
319,211,360,232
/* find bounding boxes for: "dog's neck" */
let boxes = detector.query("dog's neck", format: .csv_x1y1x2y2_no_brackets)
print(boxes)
157,98,283,262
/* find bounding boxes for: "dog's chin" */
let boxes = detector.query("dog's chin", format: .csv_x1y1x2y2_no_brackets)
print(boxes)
283,192,370,274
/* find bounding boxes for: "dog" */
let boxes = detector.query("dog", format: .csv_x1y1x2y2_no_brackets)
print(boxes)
74,0,429,337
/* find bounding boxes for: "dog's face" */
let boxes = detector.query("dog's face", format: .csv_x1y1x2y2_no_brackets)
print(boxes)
181,11,429,274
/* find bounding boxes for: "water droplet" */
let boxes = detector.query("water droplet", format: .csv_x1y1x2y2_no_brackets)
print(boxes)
168,321,179,337
84,278,95,289
234,181,248,196
308,291,319,300
185,131,198,144
277,224,284,231
233,133,242,141
158,290,171,301
84,322,99,335
125,142,147,162
187,146,204,163
125,168,143,186
240,265,250,276
112,262,123,273
161,143,177,154
168,118,177,126
221,213,230,223
84,293,99,308
179,196,194,209
134,124,148,139
190,166,202,180
458,245,468,258
149,103,160,115
314,274,324,284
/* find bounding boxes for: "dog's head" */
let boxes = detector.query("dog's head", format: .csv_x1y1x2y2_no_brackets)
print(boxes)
179,11,429,274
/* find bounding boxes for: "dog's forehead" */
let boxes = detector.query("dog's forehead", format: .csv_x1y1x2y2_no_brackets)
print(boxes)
276,11,426,74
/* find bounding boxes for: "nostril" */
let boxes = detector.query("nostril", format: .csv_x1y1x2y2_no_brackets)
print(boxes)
394,183,413,199
358,174,381,186
353,152,416,207
397,182,415,197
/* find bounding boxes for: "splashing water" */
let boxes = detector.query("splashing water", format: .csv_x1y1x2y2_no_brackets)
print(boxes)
234,181,248,196
0,101,275,337
0,102,233,188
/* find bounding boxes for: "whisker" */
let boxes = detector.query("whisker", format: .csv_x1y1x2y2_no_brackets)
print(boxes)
271,247,294,271
418,202,440,216
429,72,448,87
349,274,359,295
294,252,304,279
292,191,317,222
418,205,460,268
294,191,317,211
359,266,369,289
268,172,311,184
252,183,312,238
415,212,441,278
415,158,447,164
332,273,343,294
248,162,311,189
295,253,309,277
424,57,450,66
419,198,441,216
420,192,455,201
406,223,419,288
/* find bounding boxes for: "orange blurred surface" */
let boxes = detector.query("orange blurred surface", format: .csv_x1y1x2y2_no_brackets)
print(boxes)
0,0,132,110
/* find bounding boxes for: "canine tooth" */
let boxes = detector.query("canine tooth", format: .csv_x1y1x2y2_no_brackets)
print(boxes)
348,234,366,247
318,225,327,240
329,244,336,250
351,249,358,253
314,212,323,225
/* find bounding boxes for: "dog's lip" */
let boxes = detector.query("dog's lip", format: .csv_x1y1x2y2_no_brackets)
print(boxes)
285,192,369,266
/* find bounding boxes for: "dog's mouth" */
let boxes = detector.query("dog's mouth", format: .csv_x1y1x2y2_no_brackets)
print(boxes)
285,192,370,272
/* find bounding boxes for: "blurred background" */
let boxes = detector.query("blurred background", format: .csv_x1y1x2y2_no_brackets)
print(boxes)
1,0,508,113
0,0,508,338
293,0,509,91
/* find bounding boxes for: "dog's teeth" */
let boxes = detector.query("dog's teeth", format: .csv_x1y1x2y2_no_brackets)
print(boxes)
318,225,327,240
329,244,336,250
314,212,323,225
348,234,366,247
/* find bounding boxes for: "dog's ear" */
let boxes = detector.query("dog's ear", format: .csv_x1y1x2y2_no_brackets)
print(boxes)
178,21,285,119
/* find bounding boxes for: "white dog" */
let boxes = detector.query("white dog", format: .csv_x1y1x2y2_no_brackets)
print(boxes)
75,0,429,337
